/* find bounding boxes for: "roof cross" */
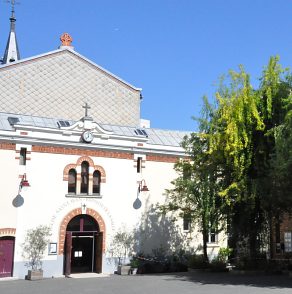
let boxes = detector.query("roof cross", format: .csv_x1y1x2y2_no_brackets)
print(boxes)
82,102,91,117
5,0,20,13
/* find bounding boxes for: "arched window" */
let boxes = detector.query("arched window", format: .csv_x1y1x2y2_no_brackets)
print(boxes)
68,169,77,194
93,170,101,194
81,161,89,194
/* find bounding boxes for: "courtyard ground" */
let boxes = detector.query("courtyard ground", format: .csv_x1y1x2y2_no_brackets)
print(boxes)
0,271,292,294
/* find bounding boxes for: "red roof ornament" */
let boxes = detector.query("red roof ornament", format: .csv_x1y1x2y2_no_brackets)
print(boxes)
60,33,73,47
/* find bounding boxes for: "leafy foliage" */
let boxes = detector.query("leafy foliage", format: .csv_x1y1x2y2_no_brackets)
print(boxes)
160,98,225,261
209,56,292,258
164,56,292,262
22,225,51,270
108,228,134,265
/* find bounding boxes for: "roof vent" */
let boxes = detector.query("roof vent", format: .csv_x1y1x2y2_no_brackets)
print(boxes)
8,117,20,125
134,129,148,137
57,120,70,128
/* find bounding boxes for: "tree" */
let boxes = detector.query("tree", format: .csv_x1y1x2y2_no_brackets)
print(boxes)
108,228,134,265
22,225,51,271
160,98,225,262
207,56,292,259
163,56,292,263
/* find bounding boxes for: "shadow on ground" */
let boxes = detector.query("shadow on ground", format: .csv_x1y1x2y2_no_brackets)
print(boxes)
146,271,292,289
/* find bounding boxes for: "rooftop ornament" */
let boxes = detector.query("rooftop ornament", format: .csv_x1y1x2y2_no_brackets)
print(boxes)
60,33,73,47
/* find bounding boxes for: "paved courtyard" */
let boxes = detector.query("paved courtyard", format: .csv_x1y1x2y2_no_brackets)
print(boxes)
0,271,292,294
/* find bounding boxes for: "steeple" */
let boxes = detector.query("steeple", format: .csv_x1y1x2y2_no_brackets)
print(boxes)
2,0,20,64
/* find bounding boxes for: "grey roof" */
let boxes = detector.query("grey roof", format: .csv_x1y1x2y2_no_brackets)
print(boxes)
0,49,141,127
0,112,189,147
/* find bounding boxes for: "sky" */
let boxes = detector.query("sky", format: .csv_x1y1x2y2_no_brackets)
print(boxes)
0,0,292,131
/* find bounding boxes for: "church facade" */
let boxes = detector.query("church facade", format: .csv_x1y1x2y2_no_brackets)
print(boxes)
0,7,226,279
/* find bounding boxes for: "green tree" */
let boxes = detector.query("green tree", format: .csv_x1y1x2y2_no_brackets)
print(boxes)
163,56,292,263
208,57,292,259
22,225,51,270
160,98,225,261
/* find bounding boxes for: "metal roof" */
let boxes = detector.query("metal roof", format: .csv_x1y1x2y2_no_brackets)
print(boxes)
0,112,190,147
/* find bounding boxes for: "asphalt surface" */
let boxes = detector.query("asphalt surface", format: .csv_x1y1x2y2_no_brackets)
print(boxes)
0,271,292,294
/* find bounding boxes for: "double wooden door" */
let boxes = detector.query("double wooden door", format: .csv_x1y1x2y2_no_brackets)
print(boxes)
64,232,103,276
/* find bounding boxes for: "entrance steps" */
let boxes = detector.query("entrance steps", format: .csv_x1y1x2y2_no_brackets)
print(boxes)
69,273,110,279
0,277,18,282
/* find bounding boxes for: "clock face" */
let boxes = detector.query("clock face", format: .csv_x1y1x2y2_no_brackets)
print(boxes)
82,131,94,143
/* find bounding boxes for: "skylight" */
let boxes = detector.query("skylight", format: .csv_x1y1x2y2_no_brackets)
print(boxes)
134,129,148,137
8,117,20,125
57,120,70,128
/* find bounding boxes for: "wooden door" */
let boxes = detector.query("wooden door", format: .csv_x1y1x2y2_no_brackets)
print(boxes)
64,232,72,276
95,232,103,273
0,239,14,278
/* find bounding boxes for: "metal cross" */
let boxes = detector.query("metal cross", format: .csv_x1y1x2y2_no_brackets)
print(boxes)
82,102,91,117
5,0,20,11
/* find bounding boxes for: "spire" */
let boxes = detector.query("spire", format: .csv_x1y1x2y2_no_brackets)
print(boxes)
2,0,20,64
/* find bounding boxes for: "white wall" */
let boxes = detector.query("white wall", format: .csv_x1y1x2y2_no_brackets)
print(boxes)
0,144,227,278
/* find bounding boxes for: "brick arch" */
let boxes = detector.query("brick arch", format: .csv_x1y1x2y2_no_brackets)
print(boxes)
58,208,106,255
77,156,95,167
63,164,77,181
94,165,106,183
0,228,16,237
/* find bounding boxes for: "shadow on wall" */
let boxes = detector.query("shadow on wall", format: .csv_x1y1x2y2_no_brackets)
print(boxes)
12,194,24,207
133,202,193,256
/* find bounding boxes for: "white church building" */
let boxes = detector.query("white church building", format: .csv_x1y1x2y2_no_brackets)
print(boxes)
0,5,226,279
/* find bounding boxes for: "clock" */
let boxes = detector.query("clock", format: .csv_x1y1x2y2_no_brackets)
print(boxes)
82,130,94,143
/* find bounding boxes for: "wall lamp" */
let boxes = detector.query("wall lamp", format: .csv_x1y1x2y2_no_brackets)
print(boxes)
19,173,30,191
138,179,149,193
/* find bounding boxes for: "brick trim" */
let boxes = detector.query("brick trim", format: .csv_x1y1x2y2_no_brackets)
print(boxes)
63,158,107,183
58,208,106,255
32,145,133,160
31,145,180,163
0,143,16,150
146,154,179,163
63,164,77,181
77,156,95,167
94,165,106,183
0,228,16,237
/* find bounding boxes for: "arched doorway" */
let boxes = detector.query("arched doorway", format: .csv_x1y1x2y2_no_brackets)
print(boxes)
0,236,15,278
64,214,103,275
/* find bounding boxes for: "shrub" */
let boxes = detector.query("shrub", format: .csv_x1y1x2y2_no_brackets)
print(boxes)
130,258,140,268
217,247,233,263
22,225,51,270
108,229,134,265
209,259,228,271
188,254,208,269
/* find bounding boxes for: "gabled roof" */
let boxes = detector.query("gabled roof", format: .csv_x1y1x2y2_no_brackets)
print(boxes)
0,47,141,91
0,47,142,126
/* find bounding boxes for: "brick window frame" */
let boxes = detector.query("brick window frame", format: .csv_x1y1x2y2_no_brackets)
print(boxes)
63,156,106,196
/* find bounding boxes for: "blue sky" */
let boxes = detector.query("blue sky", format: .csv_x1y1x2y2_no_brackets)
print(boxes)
0,1,291,131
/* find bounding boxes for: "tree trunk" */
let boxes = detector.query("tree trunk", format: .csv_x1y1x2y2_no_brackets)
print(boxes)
202,227,209,262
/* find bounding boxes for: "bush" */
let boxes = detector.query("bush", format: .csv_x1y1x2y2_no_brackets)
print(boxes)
130,258,140,268
188,254,208,269
135,253,188,274
217,247,233,263
22,225,51,270
209,259,228,272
